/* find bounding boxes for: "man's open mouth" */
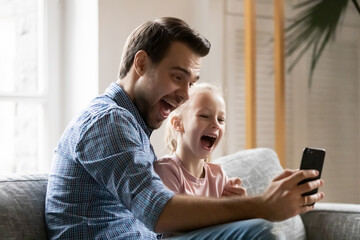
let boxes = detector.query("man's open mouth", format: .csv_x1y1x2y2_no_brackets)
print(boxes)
159,99,176,118
201,134,217,149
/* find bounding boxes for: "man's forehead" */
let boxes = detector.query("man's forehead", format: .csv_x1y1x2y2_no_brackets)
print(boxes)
166,42,202,61
167,58,202,76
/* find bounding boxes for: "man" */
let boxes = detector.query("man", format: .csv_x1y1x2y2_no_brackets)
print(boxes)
45,17,324,239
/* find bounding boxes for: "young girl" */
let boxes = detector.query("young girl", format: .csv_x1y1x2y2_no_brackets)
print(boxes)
154,83,246,198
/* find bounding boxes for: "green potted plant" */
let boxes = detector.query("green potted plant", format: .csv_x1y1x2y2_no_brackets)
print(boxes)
286,0,360,86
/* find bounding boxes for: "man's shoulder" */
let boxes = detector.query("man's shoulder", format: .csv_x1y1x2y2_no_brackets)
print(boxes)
81,96,137,129
90,95,132,116
60,97,138,147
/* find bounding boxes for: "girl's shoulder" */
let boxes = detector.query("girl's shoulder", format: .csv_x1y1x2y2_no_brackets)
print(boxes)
154,154,182,173
156,154,174,162
155,154,178,165
204,162,227,176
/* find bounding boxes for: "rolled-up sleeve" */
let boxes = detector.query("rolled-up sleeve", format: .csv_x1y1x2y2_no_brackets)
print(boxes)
75,108,174,231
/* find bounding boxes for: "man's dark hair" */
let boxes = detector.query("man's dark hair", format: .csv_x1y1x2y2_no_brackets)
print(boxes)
118,17,211,79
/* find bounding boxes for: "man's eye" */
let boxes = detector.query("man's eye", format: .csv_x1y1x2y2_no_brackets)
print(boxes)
218,118,225,123
199,115,208,118
172,74,182,81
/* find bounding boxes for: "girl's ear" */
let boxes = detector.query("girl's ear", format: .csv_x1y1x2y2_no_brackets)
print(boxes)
171,116,184,133
133,50,148,76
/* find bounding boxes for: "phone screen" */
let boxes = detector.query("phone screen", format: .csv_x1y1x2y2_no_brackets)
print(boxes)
298,147,325,196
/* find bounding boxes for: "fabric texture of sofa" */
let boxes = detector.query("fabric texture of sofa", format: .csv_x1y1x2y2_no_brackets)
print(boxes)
1,148,360,239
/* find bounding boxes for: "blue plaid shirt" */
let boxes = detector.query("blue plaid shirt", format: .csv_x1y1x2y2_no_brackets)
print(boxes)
45,83,174,239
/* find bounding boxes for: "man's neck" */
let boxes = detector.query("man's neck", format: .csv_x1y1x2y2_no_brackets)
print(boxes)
116,71,139,101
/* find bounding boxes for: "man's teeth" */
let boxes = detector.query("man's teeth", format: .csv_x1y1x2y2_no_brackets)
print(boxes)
163,99,176,108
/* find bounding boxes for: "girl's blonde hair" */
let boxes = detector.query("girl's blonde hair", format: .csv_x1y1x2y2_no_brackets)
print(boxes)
164,83,224,162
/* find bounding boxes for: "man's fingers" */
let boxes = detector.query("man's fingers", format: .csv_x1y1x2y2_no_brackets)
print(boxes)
301,192,325,207
272,169,296,181
299,204,315,214
293,170,320,184
298,179,324,195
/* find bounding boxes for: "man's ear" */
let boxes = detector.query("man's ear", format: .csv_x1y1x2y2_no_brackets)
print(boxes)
171,116,184,133
133,50,148,76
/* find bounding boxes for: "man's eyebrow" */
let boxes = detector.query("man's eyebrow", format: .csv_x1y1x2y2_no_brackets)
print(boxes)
171,67,200,80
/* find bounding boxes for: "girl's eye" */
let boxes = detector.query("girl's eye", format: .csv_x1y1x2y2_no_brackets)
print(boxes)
199,115,208,119
218,118,225,123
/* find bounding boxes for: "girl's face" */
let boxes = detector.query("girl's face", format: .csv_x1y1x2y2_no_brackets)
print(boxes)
178,90,226,160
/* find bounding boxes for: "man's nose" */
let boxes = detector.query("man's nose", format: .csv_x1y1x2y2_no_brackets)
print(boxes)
177,84,190,103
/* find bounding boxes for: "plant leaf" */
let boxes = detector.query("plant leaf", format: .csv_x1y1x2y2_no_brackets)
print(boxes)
352,0,360,14
286,0,350,87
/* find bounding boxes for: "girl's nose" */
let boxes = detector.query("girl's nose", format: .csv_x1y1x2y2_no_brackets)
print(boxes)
211,120,220,129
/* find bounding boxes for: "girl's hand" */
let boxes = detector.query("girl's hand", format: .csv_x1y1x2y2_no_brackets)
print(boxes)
222,177,247,197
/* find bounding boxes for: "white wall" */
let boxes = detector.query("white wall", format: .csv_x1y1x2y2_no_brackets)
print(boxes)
97,0,225,158
41,0,225,172
61,0,99,125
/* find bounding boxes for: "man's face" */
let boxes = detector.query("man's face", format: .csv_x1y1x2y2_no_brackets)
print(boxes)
134,42,202,129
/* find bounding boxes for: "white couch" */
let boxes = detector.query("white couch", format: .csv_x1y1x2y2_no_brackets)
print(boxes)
1,148,360,239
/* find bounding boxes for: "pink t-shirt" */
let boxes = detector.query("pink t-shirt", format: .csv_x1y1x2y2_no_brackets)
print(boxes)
154,154,230,198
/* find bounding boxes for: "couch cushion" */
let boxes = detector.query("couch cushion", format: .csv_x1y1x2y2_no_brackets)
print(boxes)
214,148,306,240
0,174,48,240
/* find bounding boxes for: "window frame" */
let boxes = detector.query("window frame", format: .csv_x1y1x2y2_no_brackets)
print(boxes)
0,0,62,173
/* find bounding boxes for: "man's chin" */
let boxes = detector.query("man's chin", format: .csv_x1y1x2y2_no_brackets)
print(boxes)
147,118,165,130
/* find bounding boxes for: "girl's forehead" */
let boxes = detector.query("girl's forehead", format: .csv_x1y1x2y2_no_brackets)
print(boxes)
190,90,213,99
188,91,225,110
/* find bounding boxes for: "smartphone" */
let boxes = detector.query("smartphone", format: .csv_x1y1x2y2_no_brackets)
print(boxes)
298,147,325,197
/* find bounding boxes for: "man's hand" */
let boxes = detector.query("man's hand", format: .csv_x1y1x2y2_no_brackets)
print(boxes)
258,169,324,222
222,177,247,197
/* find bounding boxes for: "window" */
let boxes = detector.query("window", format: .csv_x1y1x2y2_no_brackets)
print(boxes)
0,0,48,174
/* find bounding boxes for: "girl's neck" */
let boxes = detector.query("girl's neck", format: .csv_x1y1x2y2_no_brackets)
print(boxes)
175,149,205,178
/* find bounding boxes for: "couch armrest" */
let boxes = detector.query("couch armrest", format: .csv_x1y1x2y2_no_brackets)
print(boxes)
0,174,49,240
300,203,360,239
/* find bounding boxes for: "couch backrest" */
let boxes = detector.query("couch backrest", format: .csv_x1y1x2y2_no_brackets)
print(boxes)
214,148,307,240
214,148,283,195
0,174,48,240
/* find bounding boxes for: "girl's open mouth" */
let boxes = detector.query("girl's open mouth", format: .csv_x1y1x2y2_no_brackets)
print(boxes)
201,134,217,149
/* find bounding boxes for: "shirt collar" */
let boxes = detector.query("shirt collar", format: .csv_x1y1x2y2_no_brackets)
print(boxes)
104,82,153,137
